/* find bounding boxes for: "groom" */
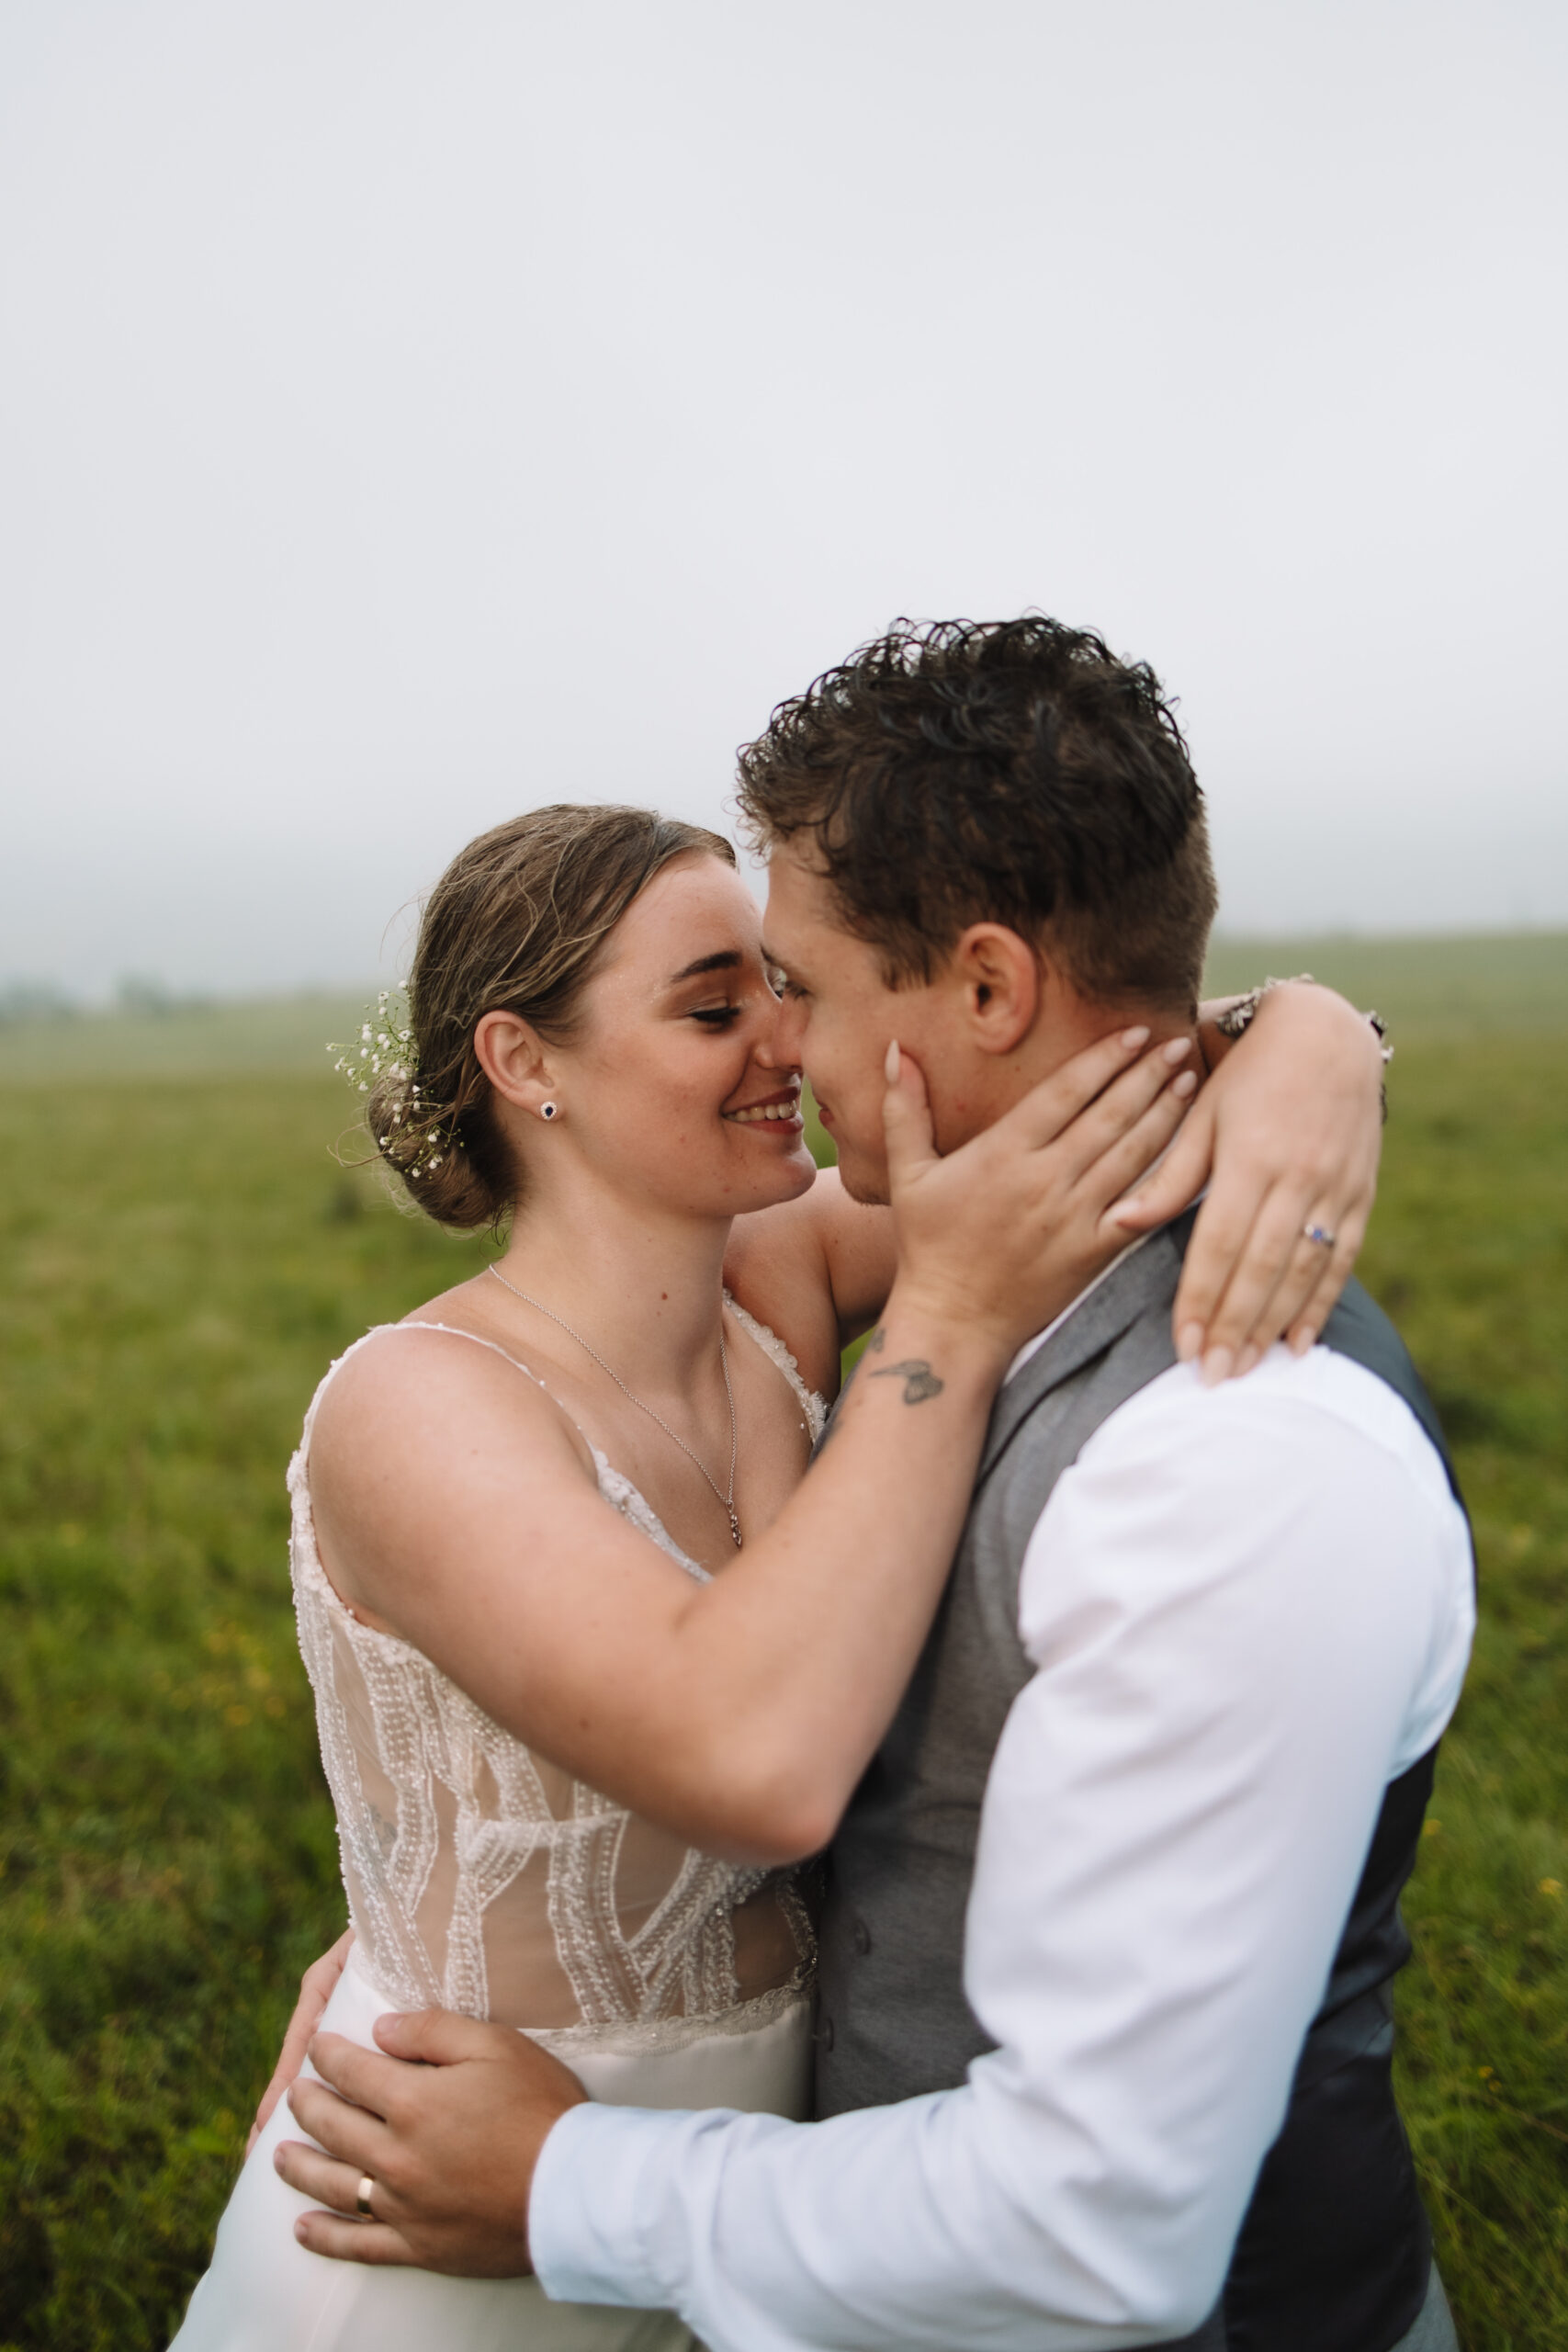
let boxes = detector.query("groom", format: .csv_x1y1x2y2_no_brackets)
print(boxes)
279,619,1473,2349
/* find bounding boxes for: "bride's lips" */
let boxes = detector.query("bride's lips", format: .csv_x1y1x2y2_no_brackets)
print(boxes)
722,1085,804,1133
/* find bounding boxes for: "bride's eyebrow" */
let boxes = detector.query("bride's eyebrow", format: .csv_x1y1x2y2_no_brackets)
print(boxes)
668,950,743,983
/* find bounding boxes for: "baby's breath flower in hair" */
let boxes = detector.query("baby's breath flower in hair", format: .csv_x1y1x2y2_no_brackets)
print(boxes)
330,990,458,1178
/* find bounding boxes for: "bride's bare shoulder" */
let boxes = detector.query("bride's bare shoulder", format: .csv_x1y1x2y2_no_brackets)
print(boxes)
309,1301,591,1488
303,1305,598,1634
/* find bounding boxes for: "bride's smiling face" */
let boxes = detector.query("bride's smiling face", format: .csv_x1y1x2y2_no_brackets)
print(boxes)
483,853,818,1221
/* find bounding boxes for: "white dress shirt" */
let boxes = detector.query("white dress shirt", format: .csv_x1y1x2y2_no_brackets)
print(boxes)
530,1328,1474,2352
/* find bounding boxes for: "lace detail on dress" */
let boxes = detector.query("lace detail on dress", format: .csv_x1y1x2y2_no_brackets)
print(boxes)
288,1317,825,2040
725,1292,829,1446
528,1976,814,2061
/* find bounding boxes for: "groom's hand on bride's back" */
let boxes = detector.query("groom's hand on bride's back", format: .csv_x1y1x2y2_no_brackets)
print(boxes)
274,2007,585,2274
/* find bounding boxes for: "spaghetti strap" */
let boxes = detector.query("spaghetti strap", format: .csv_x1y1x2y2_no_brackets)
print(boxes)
297,1318,593,1462
394,1317,547,1384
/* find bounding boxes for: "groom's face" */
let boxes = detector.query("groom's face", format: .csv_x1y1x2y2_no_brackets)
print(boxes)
762,846,977,1204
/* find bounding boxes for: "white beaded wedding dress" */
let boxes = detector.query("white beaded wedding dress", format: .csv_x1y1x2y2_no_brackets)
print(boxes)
171,1304,826,2352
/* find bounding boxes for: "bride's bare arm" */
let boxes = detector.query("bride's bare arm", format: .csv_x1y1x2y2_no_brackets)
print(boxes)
726,980,1384,1385
722,1170,892,1389
1111,979,1385,1376
308,1031,1190,1869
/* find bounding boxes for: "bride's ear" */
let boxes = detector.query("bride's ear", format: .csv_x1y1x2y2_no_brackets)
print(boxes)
473,1010,558,1118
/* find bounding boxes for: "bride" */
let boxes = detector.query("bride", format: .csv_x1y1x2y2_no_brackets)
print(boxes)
171,802,1381,2350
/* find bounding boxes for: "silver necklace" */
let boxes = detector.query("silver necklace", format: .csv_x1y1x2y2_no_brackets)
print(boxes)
485,1263,742,1548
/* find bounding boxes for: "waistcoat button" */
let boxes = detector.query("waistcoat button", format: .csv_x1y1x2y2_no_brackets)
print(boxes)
817,2013,835,2052
852,1916,872,1956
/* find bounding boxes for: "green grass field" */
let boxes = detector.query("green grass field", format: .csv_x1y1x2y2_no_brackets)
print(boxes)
2,944,1564,2346
1203,929,1568,1038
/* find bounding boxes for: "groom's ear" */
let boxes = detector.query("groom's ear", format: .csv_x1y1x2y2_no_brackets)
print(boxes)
947,924,1043,1055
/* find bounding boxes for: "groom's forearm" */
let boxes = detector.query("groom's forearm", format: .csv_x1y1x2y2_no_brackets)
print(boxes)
527,2086,1223,2352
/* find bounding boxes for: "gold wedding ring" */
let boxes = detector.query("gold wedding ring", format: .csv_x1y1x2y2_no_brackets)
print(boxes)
356,2175,375,2217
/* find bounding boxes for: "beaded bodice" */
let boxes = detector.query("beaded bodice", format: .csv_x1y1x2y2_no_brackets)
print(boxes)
288,1300,826,2042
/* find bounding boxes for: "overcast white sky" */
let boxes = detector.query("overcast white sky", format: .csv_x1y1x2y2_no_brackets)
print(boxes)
2,0,1564,1000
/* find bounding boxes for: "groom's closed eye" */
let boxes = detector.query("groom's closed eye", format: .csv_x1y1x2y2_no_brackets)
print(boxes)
759,945,805,1001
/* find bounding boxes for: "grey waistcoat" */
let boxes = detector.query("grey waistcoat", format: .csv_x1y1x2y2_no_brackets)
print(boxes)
817,1214,1461,2352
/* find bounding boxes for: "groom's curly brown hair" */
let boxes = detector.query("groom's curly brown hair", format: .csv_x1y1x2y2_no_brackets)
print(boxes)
735,616,1217,1014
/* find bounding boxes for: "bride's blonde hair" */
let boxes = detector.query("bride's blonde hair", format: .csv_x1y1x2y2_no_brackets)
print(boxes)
371,805,733,1231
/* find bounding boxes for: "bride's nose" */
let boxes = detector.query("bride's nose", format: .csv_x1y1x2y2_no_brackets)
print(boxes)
750,997,799,1075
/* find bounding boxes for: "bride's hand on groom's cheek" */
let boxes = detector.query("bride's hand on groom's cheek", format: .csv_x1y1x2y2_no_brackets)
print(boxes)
885,1025,1200,1352
1110,980,1384,1381
274,2008,587,2274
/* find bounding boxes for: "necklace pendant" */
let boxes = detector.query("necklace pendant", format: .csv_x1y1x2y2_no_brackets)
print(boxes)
728,1507,743,1550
